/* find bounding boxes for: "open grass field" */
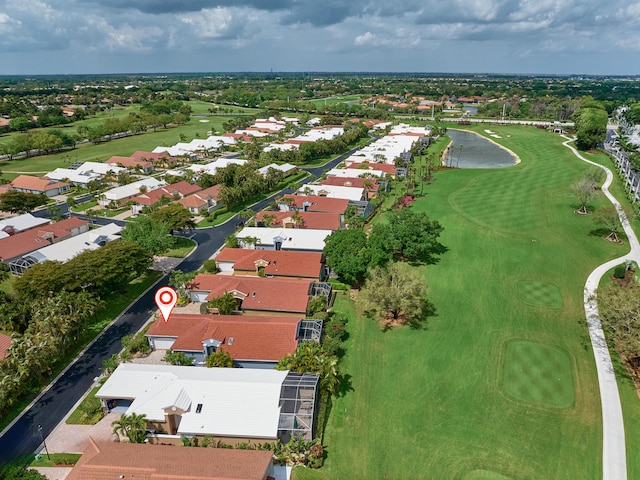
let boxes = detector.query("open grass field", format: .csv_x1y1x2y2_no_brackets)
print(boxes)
303,95,364,108
0,102,262,181
295,125,640,479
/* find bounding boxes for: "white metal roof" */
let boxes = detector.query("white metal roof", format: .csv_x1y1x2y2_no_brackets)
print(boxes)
297,184,364,201
75,161,125,175
47,168,102,185
257,163,297,176
236,227,332,252
26,223,122,263
96,363,289,439
103,178,165,201
186,158,247,175
0,213,49,233
325,168,385,179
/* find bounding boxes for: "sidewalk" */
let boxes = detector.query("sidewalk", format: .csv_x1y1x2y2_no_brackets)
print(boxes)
563,137,634,480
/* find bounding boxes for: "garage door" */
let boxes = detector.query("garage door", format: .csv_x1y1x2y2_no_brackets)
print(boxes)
150,336,177,350
190,292,209,303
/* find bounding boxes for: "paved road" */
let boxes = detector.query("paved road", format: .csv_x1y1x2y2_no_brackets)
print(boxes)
0,151,349,464
562,136,637,480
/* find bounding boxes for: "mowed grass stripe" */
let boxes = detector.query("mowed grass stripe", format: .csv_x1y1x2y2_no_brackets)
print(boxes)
295,126,626,480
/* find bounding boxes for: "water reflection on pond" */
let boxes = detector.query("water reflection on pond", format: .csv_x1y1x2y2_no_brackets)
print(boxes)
445,129,517,168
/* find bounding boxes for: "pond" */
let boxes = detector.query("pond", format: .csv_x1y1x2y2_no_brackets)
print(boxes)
444,129,518,168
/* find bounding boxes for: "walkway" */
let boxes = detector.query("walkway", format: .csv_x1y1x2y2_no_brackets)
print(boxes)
562,136,639,480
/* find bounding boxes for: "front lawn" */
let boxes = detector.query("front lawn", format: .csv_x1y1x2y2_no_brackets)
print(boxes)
164,237,196,258
295,126,639,479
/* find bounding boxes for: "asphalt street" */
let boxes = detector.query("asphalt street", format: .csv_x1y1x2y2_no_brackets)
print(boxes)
0,151,351,464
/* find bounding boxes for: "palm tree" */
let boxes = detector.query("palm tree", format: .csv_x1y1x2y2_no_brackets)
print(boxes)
112,413,148,443
291,211,305,228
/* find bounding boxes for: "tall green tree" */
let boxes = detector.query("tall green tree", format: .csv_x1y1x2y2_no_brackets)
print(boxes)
370,209,446,264
112,413,148,443
358,263,431,328
0,191,48,214
121,216,174,255
149,204,195,232
323,229,386,285
276,341,341,395
206,347,234,368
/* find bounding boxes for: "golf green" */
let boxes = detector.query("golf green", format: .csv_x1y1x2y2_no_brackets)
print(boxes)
502,340,575,409
518,281,563,309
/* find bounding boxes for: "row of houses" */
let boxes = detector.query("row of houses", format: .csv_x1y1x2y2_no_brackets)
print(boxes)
40,118,431,478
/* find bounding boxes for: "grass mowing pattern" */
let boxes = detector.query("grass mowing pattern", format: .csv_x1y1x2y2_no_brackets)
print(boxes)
294,126,625,480
519,281,563,308
502,340,575,409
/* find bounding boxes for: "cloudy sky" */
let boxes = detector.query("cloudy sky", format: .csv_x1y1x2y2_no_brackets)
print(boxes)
0,0,638,75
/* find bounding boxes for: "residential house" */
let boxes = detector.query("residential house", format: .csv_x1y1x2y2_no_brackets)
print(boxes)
9,175,70,197
129,181,201,213
188,273,315,315
131,150,179,168
146,314,322,368
320,176,381,198
257,163,297,178
176,185,223,214
0,213,50,236
67,439,275,480
9,222,121,275
45,168,102,187
344,162,397,177
254,210,342,231
0,217,89,265
214,248,325,280
106,155,155,174
235,227,332,252
295,184,365,202
98,177,165,206
96,364,319,443
277,194,349,216
186,158,247,176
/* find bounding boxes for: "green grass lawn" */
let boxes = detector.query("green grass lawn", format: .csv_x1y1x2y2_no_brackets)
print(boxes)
0,114,247,180
295,125,640,479
29,453,82,467
65,385,104,425
164,237,196,258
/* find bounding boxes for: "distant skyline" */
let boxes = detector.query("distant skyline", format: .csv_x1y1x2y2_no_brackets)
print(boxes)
0,0,638,76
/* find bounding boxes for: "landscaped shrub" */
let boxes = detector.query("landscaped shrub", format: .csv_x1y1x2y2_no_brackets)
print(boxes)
163,350,194,366
202,259,218,273
614,265,627,279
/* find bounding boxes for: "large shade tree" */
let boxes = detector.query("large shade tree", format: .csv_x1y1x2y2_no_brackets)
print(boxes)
358,263,431,328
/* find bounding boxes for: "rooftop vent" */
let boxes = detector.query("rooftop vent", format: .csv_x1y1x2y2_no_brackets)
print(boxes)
196,403,203,414
228,337,234,345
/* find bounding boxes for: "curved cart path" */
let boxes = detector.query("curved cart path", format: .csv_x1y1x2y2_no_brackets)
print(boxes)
563,137,639,480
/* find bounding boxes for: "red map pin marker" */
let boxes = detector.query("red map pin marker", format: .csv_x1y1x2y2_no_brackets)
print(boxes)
155,286,178,323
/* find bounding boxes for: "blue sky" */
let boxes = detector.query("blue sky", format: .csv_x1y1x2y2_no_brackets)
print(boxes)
0,0,638,75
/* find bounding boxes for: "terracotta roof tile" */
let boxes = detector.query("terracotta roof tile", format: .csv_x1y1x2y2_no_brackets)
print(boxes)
0,217,89,261
147,314,301,360
0,333,11,360
280,194,349,214
10,175,69,193
215,248,323,278
106,156,154,169
254,211,341,231
131,181,201,206
189,274,311,313
130,151,178,163
66,440,273,480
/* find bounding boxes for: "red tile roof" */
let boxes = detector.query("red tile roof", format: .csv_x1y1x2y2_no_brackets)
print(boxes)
147,313,301,361
190,274,311,313
215,247,323,278
11,175,69,193
131,181,201,206
0,217,89,261
66,439,273,480
0,333,11,360
254,210,341,231
279,194,349,214
177,185,222,210
130,151,178,163
106,156,154,170
320,176,380,191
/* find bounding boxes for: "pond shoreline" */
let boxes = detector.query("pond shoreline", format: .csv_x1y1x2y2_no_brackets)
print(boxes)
442,128,521,168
